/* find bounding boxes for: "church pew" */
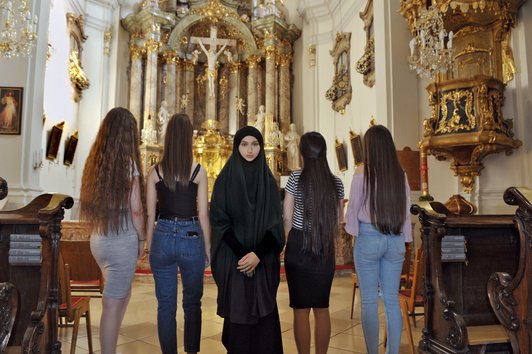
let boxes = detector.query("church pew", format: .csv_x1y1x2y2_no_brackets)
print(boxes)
488,186,532,354
0,193,73,354
411,201,519,354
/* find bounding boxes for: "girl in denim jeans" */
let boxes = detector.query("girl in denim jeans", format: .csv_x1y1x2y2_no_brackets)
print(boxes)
145,113,211,354
345,125,412,354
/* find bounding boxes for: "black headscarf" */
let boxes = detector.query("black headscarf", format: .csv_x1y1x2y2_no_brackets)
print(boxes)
210,126,284,324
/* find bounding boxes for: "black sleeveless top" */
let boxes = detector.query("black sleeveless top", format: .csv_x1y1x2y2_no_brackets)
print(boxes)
155,164,201,219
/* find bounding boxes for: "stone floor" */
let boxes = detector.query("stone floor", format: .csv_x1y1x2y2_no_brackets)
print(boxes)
58,274,423,353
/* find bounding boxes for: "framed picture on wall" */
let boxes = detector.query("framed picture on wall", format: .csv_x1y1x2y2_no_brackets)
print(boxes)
350,130,364,166
335,139,348,172
47,121,65,160
64,130,78,166
0,87,23,135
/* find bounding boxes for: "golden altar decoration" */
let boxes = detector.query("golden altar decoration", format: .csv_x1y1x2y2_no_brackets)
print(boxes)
193,119,232,196
400,0,526,195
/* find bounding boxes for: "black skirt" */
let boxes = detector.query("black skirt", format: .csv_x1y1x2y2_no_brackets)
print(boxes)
222,306,283,354
285,228,335,309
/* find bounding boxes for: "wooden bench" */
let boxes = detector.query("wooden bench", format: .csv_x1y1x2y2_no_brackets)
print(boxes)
0,193,73,353
488,186,532,354
411,201,519,354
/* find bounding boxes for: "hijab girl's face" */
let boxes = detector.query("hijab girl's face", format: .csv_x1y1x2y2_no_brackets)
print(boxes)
238,135,261,162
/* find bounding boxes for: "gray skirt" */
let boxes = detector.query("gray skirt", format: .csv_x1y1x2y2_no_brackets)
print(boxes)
90,221,139,299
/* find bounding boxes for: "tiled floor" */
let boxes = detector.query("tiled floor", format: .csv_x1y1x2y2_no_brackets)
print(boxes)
59,274,423,354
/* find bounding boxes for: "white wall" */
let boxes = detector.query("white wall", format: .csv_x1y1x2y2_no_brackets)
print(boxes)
0,0,51,208
292,0,532,214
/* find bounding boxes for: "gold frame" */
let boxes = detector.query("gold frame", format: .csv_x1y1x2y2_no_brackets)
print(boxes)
46,121,64,160
326,33,352,114
349,130,364,166
335,139,348,172
0,87,23,135
63,130,78,166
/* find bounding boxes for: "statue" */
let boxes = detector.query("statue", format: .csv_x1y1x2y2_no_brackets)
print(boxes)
157,100,169,142
0,176,7,201
284,123,301,171
224,49,234,63
254,105,266,136
191,49,201,65
197,39,228,97
236,97,246,115
180,92,189,111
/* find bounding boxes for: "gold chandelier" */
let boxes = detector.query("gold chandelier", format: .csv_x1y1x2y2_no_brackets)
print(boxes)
408,4,453,78
0,0,38,59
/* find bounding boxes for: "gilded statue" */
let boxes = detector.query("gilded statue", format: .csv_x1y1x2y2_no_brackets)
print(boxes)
501,33,516,84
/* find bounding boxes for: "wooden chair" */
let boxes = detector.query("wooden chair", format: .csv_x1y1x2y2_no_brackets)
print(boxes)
383,246,421,354
59,256,94,354
0,282,18,353
350,269,359,319
398,246,424,329
400,242,413,288
60,239,104,296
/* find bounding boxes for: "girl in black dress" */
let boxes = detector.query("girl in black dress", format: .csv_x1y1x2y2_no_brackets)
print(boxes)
210,126,285,354
283,132,344,354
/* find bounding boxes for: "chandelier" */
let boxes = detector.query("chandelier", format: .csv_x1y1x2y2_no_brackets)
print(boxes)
408,5,453,79
0,0,38,59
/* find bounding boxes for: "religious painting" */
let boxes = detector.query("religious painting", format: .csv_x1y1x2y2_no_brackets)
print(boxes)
335,139,348,172
397,146,421,190
350,130,364,166
64,130,78,166
46,121,64,160
325,32,352,114
0,87,23,135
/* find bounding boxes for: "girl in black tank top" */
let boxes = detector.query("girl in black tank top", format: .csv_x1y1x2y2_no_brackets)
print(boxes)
145,114,211,354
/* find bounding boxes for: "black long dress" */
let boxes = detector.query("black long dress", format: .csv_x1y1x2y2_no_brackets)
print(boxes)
210,126,285,354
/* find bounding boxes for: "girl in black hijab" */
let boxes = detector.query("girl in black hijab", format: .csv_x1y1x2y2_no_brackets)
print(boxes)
210,126,285,354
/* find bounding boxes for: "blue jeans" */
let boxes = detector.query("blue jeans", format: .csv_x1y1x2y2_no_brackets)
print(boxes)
149,218,206,354
354,223,405,354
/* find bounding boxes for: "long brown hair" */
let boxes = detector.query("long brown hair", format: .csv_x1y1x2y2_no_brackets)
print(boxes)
363,125,406,235
80,107,145,235
298,132,339,260
159,113,193,191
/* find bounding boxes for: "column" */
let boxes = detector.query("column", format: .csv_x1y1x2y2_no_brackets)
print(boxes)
218,64,230,134
164,50,177,116
228,62,241,134
176,59,183,112
129,45,144,129
279,53,292,133
246,55,260,124
265,46,276,116
184,60,195,124
143,39,160,136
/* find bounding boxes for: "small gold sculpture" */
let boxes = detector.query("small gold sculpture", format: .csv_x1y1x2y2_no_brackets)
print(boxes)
68,50,90,102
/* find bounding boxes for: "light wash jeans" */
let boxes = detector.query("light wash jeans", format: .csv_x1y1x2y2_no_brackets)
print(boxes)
354,223,405,354
149,218,205,354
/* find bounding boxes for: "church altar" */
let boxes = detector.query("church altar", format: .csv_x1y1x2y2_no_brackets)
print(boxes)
122,0,300,185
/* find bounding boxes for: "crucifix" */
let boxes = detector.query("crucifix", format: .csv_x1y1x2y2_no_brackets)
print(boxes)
191,25,236,97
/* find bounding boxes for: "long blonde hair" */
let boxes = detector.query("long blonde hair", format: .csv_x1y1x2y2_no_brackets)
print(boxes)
80,107,145,234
